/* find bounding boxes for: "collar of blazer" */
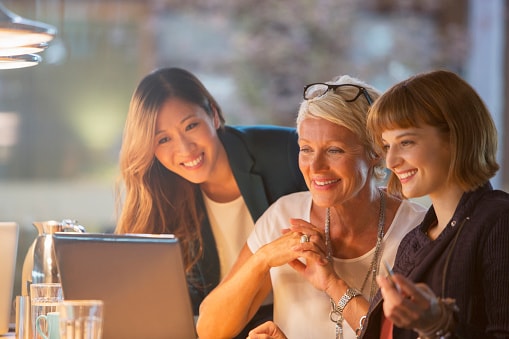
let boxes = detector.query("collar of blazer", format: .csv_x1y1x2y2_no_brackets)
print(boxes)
218,126,269,221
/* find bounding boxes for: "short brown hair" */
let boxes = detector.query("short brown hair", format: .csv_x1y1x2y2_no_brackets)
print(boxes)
367,69,499,196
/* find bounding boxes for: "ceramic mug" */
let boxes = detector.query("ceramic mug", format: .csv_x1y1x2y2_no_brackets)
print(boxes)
30,283,63,339
36,312,60,339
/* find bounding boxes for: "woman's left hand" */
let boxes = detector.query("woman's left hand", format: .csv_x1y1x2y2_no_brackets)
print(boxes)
285,218,339,291
247,321,288,339
377,273,442,331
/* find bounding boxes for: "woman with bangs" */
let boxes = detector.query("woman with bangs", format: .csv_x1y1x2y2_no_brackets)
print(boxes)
115,67,308,338
360,69,509,338
197,75,426,339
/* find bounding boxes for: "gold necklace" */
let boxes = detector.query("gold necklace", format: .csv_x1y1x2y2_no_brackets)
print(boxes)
324,188,386,302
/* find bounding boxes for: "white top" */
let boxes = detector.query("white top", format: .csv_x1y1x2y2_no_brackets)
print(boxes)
202,192,254,279
247,191,427,339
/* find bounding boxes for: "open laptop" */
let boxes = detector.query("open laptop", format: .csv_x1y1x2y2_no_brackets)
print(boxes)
0,222,18,335
53,233,196,339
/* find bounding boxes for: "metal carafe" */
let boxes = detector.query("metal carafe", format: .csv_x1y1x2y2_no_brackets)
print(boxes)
21,219,85,295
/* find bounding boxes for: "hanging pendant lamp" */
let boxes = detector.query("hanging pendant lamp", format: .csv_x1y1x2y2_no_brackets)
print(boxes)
0,41,48,56
0,3,56,49
0,2,56,69
0,53,41,69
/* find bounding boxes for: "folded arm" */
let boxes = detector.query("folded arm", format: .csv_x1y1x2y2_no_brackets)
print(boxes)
197,229,306,339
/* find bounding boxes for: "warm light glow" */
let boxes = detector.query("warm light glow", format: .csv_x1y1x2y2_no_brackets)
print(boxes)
0,28,54,48
0,41,47,56
0,3,56,53
0,54,41,69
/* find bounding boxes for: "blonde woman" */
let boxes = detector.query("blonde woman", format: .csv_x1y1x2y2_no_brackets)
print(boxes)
197,76,426,339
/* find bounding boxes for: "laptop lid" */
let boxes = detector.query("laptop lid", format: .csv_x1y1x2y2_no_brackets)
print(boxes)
53,233,196,339
0,222,18,334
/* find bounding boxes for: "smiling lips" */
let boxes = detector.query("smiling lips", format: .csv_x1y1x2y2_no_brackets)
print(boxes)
397,169,417,182
313,178,339,187
181,153,204,168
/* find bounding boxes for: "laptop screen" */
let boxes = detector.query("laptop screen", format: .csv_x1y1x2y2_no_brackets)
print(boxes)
53,233,196,339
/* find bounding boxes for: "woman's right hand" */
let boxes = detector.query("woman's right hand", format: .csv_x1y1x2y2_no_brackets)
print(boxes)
377,273,442,331
247,321,288,339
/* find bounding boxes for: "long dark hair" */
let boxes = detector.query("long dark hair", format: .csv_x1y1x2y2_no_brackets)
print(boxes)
116,67,225,272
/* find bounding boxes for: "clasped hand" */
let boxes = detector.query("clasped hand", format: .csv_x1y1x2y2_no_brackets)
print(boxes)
286,218,340,292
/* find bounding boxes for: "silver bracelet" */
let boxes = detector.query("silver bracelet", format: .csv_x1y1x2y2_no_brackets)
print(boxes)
355,315,367,338
329,288,362,339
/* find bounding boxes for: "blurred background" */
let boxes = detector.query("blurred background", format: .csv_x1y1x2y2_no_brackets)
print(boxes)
0,0,507,299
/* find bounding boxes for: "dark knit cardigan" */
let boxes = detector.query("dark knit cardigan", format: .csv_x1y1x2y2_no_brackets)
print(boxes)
362,182,509,339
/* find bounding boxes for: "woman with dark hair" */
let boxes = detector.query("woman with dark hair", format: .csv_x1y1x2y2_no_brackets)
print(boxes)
115,67,307,336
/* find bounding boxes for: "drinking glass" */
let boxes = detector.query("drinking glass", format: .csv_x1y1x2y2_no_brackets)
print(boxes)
58,300,103,339
30,283,63,339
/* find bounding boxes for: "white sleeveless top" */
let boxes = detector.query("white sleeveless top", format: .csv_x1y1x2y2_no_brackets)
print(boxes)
202,192,255,279
248,191,427,339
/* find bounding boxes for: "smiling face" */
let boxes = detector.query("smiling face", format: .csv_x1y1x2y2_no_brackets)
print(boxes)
154,97,222,184
298,117,375,207
381,124,451,199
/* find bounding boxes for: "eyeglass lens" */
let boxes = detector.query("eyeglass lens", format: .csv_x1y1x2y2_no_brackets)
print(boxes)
304,83,330,100
303,83,372,105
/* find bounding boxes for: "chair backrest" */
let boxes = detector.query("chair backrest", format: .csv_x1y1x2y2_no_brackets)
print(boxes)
0,222,19,334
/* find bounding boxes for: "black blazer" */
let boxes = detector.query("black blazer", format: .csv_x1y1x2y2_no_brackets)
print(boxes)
188,125,307,315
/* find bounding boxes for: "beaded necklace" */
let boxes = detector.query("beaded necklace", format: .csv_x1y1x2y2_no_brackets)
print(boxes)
325,189,386,339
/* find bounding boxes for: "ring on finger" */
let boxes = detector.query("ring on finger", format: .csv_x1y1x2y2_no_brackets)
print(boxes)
300,234,310,243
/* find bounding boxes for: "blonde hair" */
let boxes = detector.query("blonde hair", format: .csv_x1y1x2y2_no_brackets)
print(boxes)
367,69,499,196
297,75,385,180
115,67,225,273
